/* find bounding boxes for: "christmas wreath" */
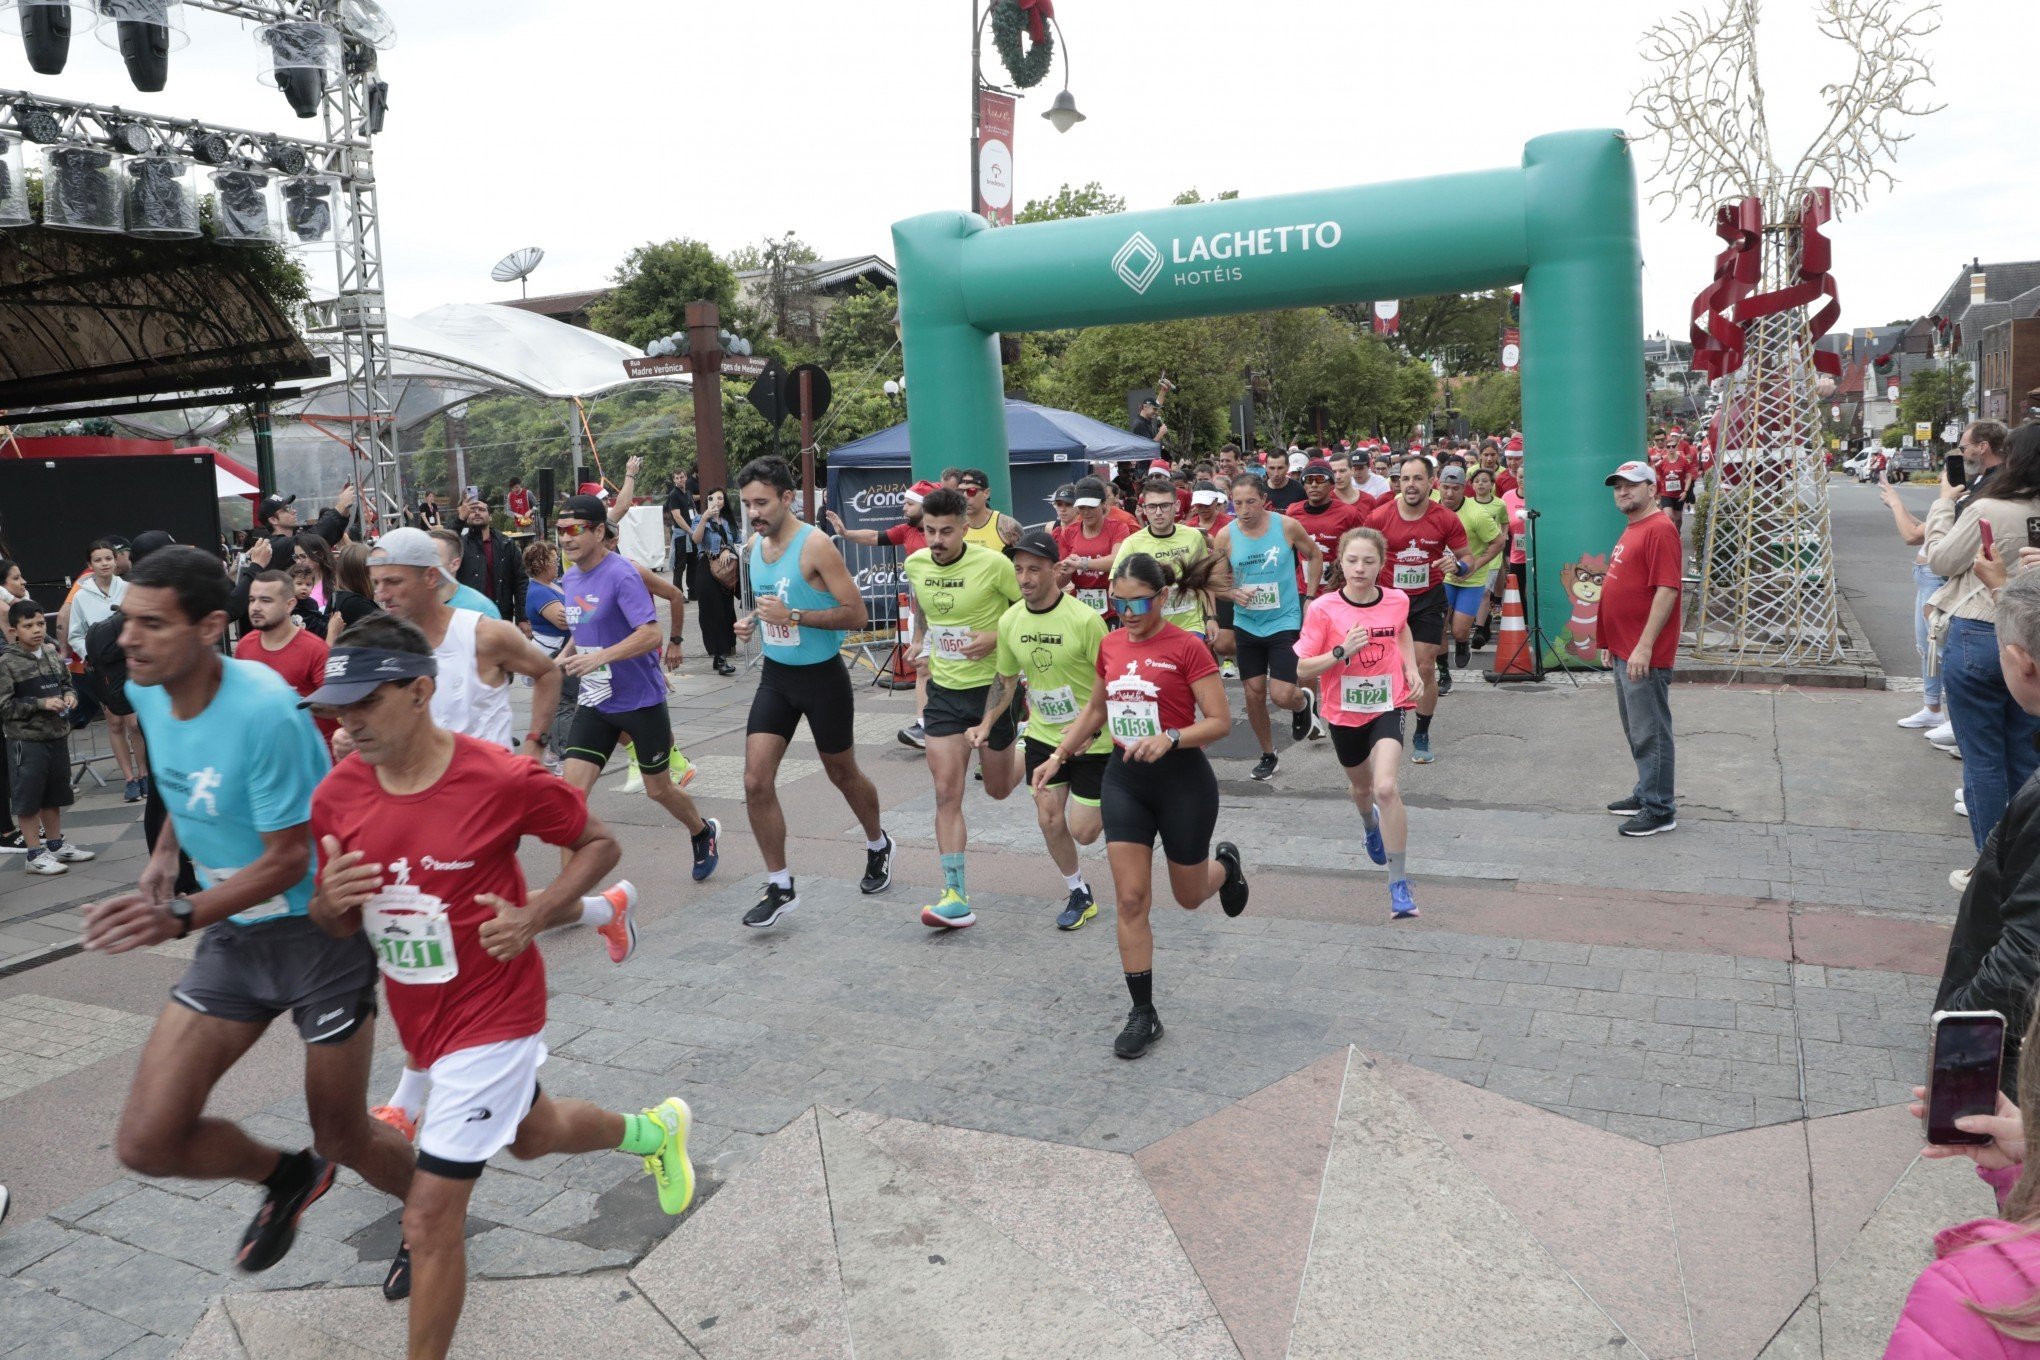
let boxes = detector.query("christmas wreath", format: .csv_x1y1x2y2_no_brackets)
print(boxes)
990,0,1055,90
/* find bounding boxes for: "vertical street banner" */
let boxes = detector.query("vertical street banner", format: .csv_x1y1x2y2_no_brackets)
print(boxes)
976,90,1016,227
1501,325,1521,372
1372,300,1399,335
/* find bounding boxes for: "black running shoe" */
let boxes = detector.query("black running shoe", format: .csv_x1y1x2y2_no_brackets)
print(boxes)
1250,753,1278,782
1216,842,1249,917
382,1242,411,1301
1619,811,1678,838
860,835,894,895
0,828,25,854
744,880,800,928
691,817,721,882
1454,639,1471,669
237,1150,334,1273
1606,795,1643,816
1437,663,1454,695
1115,1005,1164,1059
1291,695,1312,742
1471,623,1491,651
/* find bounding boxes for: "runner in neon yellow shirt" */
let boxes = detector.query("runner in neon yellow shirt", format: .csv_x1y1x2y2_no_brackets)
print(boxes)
969,528,1112,931
1113,476,1215,636
1444,466,1509,670
900,488,1024,929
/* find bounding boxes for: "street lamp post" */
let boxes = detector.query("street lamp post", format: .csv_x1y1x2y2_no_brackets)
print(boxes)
969,0,1084,217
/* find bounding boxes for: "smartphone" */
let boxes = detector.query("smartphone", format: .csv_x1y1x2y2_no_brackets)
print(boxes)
1924,1010,2006,1144
1981,519,1996,556
464,484,480,503
1946,453,1966,488
2027,517,2040,550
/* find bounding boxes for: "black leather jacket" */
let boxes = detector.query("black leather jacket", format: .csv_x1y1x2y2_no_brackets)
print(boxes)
1936,762,2040,1098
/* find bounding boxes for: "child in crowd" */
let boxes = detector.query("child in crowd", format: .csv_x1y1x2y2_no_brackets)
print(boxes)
0,600,97,876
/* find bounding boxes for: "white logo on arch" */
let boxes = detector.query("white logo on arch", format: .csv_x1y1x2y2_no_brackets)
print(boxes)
1112,232,1163,295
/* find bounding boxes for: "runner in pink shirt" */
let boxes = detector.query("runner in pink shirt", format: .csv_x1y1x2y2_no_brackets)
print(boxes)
1296,526,1424,920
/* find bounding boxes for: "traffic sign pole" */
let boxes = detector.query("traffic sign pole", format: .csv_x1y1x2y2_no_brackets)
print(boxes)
800,367,816,524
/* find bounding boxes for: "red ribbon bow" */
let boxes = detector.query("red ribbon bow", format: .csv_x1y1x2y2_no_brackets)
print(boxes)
1689,196,1762,381
1730,188,1842,378
1017,0,1054,44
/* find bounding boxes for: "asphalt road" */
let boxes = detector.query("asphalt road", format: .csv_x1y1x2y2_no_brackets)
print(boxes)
1828,476,1940,683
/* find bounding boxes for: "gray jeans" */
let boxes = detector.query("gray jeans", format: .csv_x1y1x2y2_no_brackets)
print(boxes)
1612,663,1675,818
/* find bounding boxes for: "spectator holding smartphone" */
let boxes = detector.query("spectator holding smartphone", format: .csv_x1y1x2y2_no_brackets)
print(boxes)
1925,423,2040,876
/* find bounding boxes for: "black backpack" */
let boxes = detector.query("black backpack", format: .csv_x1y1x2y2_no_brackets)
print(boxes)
85,607,127,687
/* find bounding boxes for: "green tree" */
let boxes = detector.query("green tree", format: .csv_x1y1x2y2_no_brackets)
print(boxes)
1040,316,1251,456
1461,370,1522,435
1171,188,1240,205
1015,181,1126,223
586,239,739,350
1899,360,1972,449
816,282,902,378
1332,292,1512,376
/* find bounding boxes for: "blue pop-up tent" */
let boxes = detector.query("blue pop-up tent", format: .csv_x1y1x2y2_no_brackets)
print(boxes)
826,398,1159,534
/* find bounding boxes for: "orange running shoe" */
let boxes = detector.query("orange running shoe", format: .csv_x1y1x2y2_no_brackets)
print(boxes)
596,879,640,964
369,1105,417,1142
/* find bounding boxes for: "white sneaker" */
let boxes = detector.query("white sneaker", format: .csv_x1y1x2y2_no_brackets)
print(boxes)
1951,867,1972,892
1955,790,1968,818
1925,722,1956,745
1897,707,1944,729
48,843,95,863
23,850,66,876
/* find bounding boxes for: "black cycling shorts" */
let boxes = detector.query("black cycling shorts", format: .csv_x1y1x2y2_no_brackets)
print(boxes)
747,657,856,755
564,701,675,775
1328,707,1406,769
76,667,133,717
1024,736,1106,806
923,679,1021,750
1234,627,1300,684
1102,747,1219,866
1406,586,1448,647
171,916,378,1044
1214,597,1235,632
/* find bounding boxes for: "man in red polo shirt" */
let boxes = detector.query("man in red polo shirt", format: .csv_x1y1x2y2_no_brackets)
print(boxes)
1291,458,1371,596
1597,461,1684,838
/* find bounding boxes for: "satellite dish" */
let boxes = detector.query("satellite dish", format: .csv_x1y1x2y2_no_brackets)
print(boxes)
491,246,545,298
338,0,396,48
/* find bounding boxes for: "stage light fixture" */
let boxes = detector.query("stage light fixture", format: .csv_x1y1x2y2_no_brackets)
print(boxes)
123,151,197,238
365,80,388,135
0,134,29,227
16,104,64,145
211,165,280,245
42,141,123,232
280,173,337,245
257,20,340,120
186,127,230,166
107,120,151,155
95,0,187,94
262,140,308,177
8,0,77,76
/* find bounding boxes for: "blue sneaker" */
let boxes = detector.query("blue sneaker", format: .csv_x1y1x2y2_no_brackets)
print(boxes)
1389,879,1419,920
920,889,976,929
691,817,720,882
1056,885,1097,931
1363,822,1387,865
1411,731,1434,764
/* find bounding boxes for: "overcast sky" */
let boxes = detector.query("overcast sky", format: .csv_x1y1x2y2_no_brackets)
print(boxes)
21,0,2033,340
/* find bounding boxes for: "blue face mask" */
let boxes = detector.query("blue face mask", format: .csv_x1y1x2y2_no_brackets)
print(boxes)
1114,594,1157,618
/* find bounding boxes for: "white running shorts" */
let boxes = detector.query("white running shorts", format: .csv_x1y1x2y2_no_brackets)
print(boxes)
415,1034,547,1172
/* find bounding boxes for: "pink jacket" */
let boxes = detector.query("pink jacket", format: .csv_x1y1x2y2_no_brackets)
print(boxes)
1887,1165,2040,1357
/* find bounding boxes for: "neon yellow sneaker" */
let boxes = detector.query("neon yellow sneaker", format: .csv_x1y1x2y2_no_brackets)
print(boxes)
671,752,697,789
643,1097,695,1215
621,743,645,794
920,889,976,929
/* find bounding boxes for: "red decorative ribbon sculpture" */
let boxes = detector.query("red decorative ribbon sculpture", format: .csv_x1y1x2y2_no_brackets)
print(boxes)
1689,196,1762,381
1732,187,1842,378
1017,0,1054,43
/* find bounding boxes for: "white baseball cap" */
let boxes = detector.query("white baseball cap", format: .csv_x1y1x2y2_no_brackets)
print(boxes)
1605,461,1658,487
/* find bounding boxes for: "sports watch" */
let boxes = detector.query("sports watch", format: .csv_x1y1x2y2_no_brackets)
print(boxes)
1165,729,1182,749
1332,645,1348,662
167,898,195,939
789,609,804,627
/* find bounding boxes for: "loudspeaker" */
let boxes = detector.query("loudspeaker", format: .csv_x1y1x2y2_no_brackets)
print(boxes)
0,454,221,589
575,465,597,495
535,467,556,531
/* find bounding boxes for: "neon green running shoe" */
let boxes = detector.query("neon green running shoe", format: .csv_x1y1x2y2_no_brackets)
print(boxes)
919,889,976,929
643,1097,695,1215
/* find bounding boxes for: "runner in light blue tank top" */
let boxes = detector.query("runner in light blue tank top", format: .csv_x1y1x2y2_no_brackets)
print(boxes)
748,523,843,664
1228,513,1302,637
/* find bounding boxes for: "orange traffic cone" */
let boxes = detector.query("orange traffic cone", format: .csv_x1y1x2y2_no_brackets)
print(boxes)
1485,580,1539,683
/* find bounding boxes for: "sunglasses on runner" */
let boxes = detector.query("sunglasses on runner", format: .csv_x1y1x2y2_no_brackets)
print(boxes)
554,521,595,538
1113,594,1158,617
1302,474,1331,485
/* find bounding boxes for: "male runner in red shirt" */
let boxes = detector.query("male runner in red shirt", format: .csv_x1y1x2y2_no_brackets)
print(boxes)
1290,458,1371,596
1649,435,1698,534
305,615,695,1360
1365,456,1468,763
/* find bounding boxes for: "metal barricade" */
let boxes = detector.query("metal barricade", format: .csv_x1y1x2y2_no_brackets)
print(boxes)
835,539,910,684
68,712,118,790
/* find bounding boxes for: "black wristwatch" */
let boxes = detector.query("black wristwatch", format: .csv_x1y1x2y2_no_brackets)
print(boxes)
167,898,195,939
1332,645,1348,662
1165,728,1181,749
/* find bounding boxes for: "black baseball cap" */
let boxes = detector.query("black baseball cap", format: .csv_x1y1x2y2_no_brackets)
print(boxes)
256,492,296,523
128,530,175,564
1050,483,1077,506
558,494,607,524
1012,527,1060,563
299,647,438,708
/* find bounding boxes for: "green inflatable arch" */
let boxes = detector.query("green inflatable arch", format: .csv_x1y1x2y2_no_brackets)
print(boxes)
891,128,1646,665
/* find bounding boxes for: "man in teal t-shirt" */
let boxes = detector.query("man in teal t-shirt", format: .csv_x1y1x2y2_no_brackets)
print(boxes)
81,546,415,1279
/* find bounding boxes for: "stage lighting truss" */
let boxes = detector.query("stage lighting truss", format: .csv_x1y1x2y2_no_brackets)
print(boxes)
0,94,337,188
0,133,28,226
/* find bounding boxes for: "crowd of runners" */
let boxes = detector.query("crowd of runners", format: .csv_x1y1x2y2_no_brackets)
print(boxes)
47,428,1693,1357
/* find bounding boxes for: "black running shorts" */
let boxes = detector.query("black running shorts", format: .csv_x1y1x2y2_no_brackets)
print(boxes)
1405,586,1448,648
1102,747,1219,866
923,680,1021,750
1328,708,1407,769
1234,627,1300,684
1024,736,1106,806
564,702,675,775
171,916,377,1044
747,657,856,755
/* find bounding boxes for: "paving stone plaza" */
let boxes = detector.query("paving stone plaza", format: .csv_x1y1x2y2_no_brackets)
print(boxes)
0,512,1995,1357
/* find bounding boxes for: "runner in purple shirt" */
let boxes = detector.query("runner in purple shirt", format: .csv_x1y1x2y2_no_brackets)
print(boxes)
555,495,720,879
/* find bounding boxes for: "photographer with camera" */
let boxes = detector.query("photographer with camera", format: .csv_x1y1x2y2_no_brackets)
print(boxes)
1925,423,2040,877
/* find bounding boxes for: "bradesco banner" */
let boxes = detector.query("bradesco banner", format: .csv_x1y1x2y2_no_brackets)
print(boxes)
827,463,912,626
